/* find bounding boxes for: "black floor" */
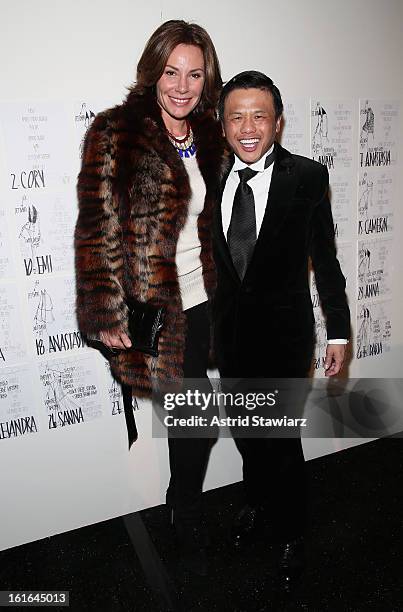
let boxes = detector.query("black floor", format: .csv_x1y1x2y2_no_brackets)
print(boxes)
1,436,402,611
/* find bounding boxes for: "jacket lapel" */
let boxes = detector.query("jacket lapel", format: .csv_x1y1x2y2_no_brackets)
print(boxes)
214,155,240,283
247,143,298,270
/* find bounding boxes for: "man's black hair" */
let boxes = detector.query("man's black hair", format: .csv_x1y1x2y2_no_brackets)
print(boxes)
218,70,283,120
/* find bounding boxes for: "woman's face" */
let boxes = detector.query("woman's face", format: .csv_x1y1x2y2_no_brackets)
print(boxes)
156,43,205,130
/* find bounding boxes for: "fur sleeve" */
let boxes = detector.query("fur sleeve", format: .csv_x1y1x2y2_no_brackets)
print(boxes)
74,112,128,337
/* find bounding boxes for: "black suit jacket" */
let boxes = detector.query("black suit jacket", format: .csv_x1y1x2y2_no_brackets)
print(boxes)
213,142,350,378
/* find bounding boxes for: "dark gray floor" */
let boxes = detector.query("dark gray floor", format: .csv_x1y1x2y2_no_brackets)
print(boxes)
1,436,402,611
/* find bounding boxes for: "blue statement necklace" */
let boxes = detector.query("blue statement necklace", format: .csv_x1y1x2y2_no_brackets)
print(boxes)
167,120,196,158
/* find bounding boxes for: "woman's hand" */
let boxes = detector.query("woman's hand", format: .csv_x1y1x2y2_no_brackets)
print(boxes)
99,330,132,351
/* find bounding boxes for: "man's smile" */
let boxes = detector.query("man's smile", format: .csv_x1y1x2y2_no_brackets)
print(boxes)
239,138,260,151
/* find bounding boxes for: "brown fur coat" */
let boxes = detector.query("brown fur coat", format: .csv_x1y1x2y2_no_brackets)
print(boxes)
75,90,227,397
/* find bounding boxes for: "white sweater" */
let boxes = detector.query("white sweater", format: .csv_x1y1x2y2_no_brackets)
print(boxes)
176,153,208,311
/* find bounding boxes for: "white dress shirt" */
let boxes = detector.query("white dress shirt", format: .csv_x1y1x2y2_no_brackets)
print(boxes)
222,145,275,238
221,145,347,346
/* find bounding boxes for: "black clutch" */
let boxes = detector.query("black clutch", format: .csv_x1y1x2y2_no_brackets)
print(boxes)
126,299,165,357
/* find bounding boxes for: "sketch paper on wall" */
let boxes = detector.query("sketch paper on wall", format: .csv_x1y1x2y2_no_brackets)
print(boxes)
1,101,75,190
280,100,309,156
357,239,392,302
27,277,85,358
356,300,392,360
38,356,103,430
311,100,354,171
0,366,40,440
359,100,398,169
358,169,394,236
13,191,76,277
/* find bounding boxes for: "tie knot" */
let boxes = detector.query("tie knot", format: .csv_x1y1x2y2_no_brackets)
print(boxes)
238,167,258,184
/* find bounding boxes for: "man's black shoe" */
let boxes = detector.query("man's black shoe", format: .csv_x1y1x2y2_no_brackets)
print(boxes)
277,537,305,592
230,504,267,549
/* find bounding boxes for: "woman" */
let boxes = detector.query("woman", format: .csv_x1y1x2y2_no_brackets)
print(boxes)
74,20,226,575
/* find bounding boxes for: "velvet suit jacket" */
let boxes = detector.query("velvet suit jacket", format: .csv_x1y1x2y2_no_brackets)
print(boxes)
213,142,351,378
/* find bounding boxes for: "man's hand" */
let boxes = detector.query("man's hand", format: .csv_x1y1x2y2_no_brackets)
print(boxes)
99,330,132,351
324,344,346,376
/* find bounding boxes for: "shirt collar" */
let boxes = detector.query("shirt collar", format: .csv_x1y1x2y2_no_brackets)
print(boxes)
232,143,275,173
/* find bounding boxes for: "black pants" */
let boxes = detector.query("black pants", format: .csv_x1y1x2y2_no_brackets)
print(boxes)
221,366,309,542
165,301,215,525
233,436,306,540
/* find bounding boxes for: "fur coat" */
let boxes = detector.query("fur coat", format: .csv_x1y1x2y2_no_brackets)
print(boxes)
75,89,227,397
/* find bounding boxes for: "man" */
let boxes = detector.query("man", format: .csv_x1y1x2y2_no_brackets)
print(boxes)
213,71,350,587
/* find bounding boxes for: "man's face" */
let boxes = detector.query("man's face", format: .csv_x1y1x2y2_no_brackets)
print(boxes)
222,88,281,164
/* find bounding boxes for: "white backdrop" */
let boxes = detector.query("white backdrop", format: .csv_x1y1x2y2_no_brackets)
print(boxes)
0,0,402,551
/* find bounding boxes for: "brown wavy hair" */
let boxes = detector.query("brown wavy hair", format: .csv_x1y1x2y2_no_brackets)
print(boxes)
134,20,222,114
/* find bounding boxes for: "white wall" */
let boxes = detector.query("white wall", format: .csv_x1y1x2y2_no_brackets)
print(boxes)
0,0,402,551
